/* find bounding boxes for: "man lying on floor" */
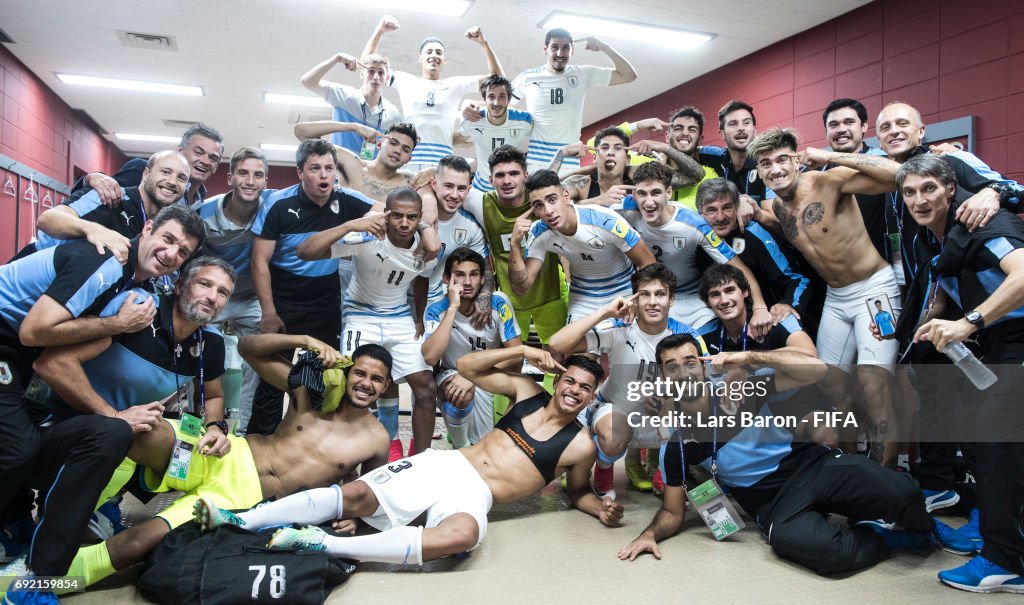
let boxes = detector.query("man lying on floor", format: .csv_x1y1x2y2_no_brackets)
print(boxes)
194,344,623,565
53,332,391,594
617,334,976,574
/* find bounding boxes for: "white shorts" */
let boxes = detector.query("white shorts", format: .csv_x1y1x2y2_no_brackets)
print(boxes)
341,315,430,382
670,293,716,329
567,289,629,324
816,266,902,374
438,369,495,444
358,449,493,548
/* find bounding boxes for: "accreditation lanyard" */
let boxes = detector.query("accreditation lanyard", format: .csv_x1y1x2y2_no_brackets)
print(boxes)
721,162,751,196
719,322,748,352
169,319,205,419
361,102,385,132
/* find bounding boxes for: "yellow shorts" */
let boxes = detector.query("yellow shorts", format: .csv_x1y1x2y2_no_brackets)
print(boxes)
142,419,264,528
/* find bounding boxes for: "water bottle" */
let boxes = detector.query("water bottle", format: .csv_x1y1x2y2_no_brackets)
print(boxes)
943,342,997,390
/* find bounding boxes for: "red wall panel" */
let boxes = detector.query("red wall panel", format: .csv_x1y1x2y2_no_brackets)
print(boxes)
585,0,1024,179
0,44,126,255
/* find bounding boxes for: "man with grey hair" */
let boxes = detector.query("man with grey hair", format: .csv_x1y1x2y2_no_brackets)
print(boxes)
33,150,191,262
748,127,904,468
71,123,224,208
893,153,1024,593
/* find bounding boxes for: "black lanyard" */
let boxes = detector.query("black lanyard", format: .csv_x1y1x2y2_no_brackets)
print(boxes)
169,318,205,419
719,321,748,352
361,102,384,132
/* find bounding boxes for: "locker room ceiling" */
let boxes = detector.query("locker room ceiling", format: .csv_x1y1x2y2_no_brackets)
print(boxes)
2,0,871,164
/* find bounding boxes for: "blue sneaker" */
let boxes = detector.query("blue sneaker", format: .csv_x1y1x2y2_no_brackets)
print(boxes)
922,488,960,513
954,508,983,550
939,555,1024,593
931,517,976,555
3,582,60,604
88,500,126,541
855,519,936,556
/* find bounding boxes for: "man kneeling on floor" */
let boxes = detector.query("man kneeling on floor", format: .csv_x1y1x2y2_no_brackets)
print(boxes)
195,345,624,565
57,333,391,593
617,333,975,574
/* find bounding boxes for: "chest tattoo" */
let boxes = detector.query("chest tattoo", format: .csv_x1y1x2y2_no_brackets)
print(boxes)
801,202,825,227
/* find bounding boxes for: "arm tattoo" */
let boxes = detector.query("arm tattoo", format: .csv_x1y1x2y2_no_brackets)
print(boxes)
773,200,799,240
664,147,704,186
562,175,589,198
509,267,528,287
801,202,825,226
854,156,885,167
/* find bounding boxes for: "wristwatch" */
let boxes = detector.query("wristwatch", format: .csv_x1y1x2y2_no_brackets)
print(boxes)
205,420,229,434
965,310,985,331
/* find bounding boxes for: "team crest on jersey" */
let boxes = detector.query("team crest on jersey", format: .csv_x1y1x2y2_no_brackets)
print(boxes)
498,301,513,323
611,220,629,239
706,230,723,247
731,237,746,254
370,470,391,484
748,170,757,184
0,362,11,385
190,340,205,359
673,236,687,251
454,228,467,244
567,76,578,88
587,237,606,250
330,200,340,214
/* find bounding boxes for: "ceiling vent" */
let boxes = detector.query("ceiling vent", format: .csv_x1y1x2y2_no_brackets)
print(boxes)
117,30,178,51
162,119,198,129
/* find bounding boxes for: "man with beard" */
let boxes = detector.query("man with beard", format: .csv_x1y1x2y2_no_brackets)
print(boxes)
362,15,503,173
300,51,402,155
42,328,392,596
513,28,636,176
699,101,768,205
617,333,971,574
557,127,703,207
71,123,223,208
459,75,533,192
746,128,903,467
33,150,191,262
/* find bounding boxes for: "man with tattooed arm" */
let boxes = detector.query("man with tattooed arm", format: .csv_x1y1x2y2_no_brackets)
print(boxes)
747,128,902,468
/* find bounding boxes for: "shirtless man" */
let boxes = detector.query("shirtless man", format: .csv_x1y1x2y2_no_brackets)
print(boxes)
747,127,902,466
61,333,391,592
195,345,623,565
294,121,418,204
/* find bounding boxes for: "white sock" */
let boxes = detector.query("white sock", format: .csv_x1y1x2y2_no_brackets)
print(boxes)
323,525,423,565
238,485,342,529
442,400,472,449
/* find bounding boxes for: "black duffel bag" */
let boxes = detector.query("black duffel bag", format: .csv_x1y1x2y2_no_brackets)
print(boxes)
138,521,356,605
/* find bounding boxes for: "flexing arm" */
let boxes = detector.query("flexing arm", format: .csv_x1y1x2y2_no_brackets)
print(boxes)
579,37,637,86
300,53,358,99
803,149,899,196
239,333,342,392
361,15,399,59
456,345,559,401
294,120,382,145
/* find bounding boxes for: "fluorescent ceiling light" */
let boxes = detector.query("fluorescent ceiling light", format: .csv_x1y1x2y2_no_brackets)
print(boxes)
341,0,472,18
264,92,331,108
260,143,299,152
56,74,203,96
114,133,180,143
538,12,714,48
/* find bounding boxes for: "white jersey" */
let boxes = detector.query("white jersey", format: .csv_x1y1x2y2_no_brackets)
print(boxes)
512,65,613,171
389,71,479,167
429,209,489,302
586,318,700,406
332,232,436,318
423,291,520,371
526,205,640,301
615,196,736,296
459,109,533,191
